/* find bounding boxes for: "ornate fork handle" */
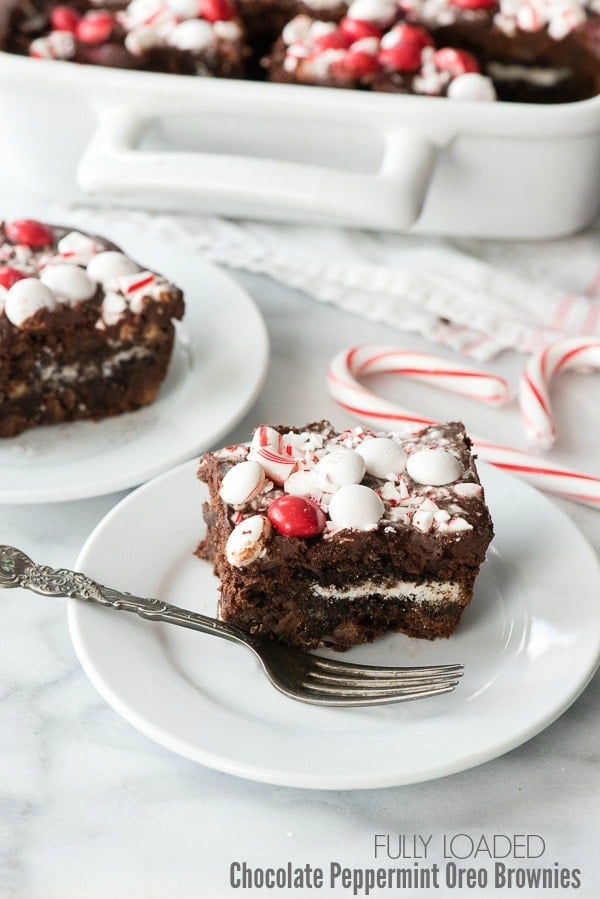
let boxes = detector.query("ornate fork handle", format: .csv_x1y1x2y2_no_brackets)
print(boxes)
0,545,247,644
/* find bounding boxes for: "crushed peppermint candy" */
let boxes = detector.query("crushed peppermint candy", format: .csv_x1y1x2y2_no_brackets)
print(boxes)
401,0,591,39
214,422,482,558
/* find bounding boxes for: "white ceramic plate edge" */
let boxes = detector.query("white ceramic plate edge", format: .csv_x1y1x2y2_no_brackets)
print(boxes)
69,460,600,789
65,609,600,789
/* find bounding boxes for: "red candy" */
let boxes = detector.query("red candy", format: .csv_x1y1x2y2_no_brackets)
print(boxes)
76,11,114,45
50,5,81,33
433,47,480,75
378,24,434,73
0,267,27,289
312,29,351,52
267,496,326,539
339,17,383,42
379,43,422,72
199,0,235,22
390,23,434,50
333,50,381,78
451,0,496,8
5,219,54,248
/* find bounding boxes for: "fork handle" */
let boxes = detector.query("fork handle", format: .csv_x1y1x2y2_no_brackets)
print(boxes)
0,545,249,646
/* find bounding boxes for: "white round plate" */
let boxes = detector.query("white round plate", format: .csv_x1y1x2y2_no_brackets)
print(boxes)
70,460,600,789
0,236,268,503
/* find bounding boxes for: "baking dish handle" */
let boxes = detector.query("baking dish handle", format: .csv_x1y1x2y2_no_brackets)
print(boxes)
77,107,437,229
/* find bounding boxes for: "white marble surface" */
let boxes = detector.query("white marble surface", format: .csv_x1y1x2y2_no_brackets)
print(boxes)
1,250,599,898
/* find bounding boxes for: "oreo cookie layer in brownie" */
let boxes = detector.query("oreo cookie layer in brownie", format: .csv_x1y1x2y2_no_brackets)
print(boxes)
197,420,494,651
0,218,184,437
4,0,249,76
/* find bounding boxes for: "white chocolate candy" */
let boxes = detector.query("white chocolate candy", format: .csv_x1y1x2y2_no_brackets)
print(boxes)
4,278,58,327
40,263,96,303
346,0,396,23
328,484,385,531
168,19,213,51
30,30,76,60
282,14,312,44
122,0,165,27
219,461,266,506
309,20,337,37
125,25,162,55
57,231,98,266
50,32,76,58
226,515,272,567
166,0,199,18
356,437,407,479
284,468,318,497
87,251,140,285
406,448,463,486
213,20,242,40
447,73,497,101
315,450,366,489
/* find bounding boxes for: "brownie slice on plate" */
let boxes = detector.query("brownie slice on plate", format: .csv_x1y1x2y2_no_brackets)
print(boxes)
0,218,184,437
197,420,494,651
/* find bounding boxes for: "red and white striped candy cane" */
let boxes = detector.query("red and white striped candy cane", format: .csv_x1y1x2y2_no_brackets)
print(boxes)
345,345,511,405
519,337,600,450
328,345,600,508
328,346,510,430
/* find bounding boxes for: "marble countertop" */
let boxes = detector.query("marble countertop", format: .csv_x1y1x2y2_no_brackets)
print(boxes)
1,246,599,898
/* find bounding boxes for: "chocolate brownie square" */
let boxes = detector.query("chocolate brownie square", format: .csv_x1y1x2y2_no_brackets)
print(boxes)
197,420,494,651
0,218,184,437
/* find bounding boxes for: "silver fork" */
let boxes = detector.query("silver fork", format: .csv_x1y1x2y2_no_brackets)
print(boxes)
0,545,464,707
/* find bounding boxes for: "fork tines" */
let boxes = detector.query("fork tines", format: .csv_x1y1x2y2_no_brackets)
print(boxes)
299,658,464,706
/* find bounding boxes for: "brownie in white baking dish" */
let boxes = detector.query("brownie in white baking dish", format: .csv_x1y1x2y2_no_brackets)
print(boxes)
197,420,494,651
265,0,600,103
0,218,184,437
4,0,600,102
265,14,497,98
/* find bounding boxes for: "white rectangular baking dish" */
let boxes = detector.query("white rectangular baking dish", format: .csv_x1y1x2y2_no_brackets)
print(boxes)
1,29,600,237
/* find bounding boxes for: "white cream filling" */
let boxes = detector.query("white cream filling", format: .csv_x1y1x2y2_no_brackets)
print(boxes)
38,346,152,385
310,579,462,604
487,62,571,87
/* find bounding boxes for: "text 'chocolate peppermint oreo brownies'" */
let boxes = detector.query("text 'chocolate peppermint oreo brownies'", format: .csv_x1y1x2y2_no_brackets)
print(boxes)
197,421,494,651
0,218,184,437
